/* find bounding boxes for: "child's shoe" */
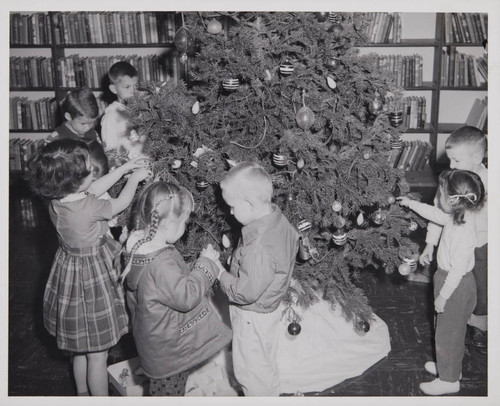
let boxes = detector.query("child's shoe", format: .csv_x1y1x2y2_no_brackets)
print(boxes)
424,361,462,379
420,378,459,395
470,326,487,348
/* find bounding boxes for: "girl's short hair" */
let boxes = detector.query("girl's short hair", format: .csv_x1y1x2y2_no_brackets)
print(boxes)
134,181,194,231
108,61,138,84
62,88,99,120
28,138,90,199
88,140,109,179
439,169,485,224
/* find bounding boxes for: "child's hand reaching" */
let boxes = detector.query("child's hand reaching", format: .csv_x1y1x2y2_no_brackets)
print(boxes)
120,156,149,174
397,196,412,207
200,243,220,263
129,167,151,183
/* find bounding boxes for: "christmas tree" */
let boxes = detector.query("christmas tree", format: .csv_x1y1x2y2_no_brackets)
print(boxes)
126,12,425,332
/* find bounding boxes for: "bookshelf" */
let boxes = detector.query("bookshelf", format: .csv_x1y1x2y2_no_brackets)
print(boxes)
10,12,488,179
9,11,184,172
356,12,488,187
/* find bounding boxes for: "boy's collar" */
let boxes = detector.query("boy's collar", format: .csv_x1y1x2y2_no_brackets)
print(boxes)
241,204,280,244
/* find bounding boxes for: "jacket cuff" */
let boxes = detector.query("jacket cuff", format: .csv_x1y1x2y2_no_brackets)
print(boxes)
194,257,218,285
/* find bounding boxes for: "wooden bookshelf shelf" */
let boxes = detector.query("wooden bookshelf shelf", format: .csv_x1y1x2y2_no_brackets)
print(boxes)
55,43,175,49
359,39,439,47
440,85,488,91
404,169,438,188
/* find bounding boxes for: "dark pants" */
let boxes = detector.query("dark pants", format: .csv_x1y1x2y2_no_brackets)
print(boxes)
472,244,487,316
434,269,476,382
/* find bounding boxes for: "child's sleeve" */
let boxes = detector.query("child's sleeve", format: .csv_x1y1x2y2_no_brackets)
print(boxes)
86,194,113,221
438,228,476,300
407,200,449,226
219,248,275,305
424,194,443,246
152,255,218,312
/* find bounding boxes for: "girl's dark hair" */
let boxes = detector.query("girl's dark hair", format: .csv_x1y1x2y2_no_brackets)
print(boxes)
27,138,90,199
62,88,99,120
438,169,485,225
88,140,109,179
120,181,194,282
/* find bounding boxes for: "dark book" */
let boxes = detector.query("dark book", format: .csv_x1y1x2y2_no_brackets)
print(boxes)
417,144,433,171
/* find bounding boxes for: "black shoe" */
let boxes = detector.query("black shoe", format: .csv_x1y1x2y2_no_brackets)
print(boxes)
470,326,487,348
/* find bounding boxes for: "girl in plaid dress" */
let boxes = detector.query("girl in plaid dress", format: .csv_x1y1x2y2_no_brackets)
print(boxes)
28,138,150,396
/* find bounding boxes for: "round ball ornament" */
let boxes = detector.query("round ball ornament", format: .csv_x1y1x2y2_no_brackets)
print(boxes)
207,19,223,34
409,221,418,231
172,159,182,169
372,209,387,225
332,200,342,212
296,106,315,131
358,320,370,333
332,229,348,246
296,158,305,169
398,262,412,276
287,322,302,336
387,195,396,205
279,61,294,76
317,12,329,22
332,215,346,229
222,78,240,91
368,97,384,115
174,26,194,63
363,149,372,160
328,23,344,37
327,58,340,71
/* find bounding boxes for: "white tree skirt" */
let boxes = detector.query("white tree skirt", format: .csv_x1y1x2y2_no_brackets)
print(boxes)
186,293,391,396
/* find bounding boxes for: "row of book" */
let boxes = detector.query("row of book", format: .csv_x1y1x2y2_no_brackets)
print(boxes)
10,97,58,131
57,54,173,89
10,12,53,45
465,97,488,133
9,138,46,172
10,56,54,88
385,96,427,129
389,140,433,171
376,54,423,87
443,13,487,44
355,12,402,44
441,48,487,87
51,12,176,45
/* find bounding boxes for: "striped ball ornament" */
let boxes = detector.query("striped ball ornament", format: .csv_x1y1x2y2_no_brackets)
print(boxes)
196,180,210,190
390,137,404,149
272,153,287,167
222,78,240,91
279,62,294,76
332,229,347,246
297,220,312,234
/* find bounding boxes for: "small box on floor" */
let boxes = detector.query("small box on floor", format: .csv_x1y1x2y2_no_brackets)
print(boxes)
107,357,147,396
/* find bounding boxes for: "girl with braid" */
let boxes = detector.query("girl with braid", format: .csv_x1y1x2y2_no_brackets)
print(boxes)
122,181,232,396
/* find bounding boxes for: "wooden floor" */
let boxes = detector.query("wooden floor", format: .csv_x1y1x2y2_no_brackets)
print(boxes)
8,176,487,397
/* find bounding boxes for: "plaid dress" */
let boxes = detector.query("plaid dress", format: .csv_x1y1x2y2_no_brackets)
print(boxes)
43,193,129,353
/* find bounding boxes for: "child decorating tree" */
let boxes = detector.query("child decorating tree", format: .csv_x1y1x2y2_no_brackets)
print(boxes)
121,181,232,397
217,161,299,396
398,169,485,396
47,87,99,143
101,61,146,162
27,138,150,396
415,126,488,348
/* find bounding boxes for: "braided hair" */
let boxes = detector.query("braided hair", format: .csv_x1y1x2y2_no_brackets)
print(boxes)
120,181,194,282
